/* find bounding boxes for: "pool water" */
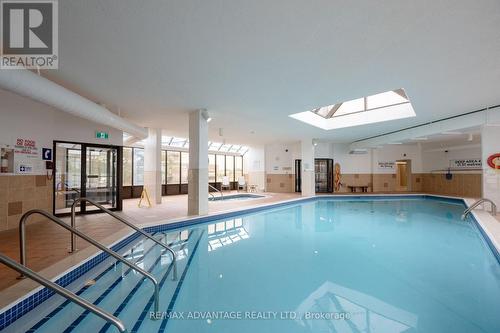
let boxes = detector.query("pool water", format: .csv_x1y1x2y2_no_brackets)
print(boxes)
12,197,500,333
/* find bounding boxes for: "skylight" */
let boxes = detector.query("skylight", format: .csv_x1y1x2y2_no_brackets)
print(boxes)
289,89,415,130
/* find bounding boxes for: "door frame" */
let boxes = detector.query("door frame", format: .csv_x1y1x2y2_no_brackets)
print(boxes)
53,140,123,217
395,159,412,192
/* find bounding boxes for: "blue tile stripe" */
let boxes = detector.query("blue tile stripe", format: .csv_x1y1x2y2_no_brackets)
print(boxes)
130,230,197,333
60,235,179,333
26,233,162,332
156,230,205,333
97,237,186,333
0,194,484,331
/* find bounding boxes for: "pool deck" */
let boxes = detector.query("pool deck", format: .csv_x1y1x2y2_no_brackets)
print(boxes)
0,191,496,311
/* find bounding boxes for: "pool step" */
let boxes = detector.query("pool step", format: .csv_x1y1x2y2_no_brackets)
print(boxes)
99,234,193,333
26,232,178,333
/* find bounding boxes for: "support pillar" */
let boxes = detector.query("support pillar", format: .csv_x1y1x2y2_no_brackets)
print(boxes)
144,128,162,205
188,110,209,215
301,139,316,196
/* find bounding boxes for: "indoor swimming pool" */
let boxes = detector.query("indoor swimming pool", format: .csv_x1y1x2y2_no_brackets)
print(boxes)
3,196,500,333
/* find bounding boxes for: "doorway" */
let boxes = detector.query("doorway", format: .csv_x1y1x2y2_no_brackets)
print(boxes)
396,159,412,192
53,141,122,216
294,159,334,193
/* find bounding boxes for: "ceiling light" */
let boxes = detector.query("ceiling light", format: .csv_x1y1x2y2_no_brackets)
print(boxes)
440,131,462,135
388,142,403,145
411,137,428,141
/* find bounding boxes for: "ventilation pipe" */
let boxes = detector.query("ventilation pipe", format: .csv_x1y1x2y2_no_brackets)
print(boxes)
0,68,148,139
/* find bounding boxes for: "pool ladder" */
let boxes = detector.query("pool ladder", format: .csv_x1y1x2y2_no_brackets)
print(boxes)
209,184,224,200
69,197,177,280
0,251,128,333
461,198,497,220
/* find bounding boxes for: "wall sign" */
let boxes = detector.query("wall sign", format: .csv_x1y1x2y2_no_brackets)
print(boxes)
96,131,109,139
14,138,39,158
377,161,395,170
450,159,482,169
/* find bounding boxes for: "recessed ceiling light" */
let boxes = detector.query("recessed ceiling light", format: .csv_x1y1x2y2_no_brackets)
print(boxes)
440,131,462,135
388,142,403,145
411,137,428,141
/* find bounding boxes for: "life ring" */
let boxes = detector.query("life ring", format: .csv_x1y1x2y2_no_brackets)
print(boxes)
487,153,500,169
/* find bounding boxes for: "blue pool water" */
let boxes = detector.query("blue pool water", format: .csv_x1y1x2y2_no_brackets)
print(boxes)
7,197,500,333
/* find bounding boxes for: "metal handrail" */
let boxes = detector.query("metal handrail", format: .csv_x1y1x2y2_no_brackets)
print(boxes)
208,184,223,200
0,252,127,333
462,198,497,220
19,210,161,313
70,197,177,280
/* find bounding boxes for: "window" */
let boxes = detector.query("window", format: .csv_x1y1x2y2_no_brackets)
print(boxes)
161,150,166,185
167,151,181,184
123,147,133,186
216,154,225,182
226,155,234,182
235,156,243,180
289,88,415,130
208,154,216,183
133,148,144,185
180,152,189,184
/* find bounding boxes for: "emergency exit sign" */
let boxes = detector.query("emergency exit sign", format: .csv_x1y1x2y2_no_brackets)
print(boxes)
96,131,109,139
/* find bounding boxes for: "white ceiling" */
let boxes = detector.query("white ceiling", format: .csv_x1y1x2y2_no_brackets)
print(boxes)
43,0,500,145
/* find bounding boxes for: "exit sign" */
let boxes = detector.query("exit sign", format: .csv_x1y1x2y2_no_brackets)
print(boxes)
96,131,109,139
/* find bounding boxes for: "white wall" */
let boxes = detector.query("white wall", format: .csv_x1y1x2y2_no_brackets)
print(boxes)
243,144,266,190
422,145,482,173
264,142,300,174
372,144,423,174
0,89,123,174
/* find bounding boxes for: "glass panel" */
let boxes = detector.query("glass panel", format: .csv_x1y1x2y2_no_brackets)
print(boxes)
170,137,187,147
226,155,234,182
366,90,407,109
334,97,365,116
229,145,241,153
133,148,144,185
85,146,118,211
218,144,231,153
209,142,223,151
167,151,181,184
123,147,132,186
55,143,82,214
216,154,225,182
208,154,216,182
161,150,166,184
235,156,243,180
181,152,189,184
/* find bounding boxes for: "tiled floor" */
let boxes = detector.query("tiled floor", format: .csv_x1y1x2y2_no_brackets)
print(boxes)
0,191,300,292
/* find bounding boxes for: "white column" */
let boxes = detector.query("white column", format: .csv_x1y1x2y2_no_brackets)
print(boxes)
301,139,315,196
144,128,162,205
481,125,500,207
188,110,209,215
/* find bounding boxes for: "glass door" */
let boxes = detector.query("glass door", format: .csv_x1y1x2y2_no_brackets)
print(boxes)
55,143,82,214
84,146,118,212
54,141,121,216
